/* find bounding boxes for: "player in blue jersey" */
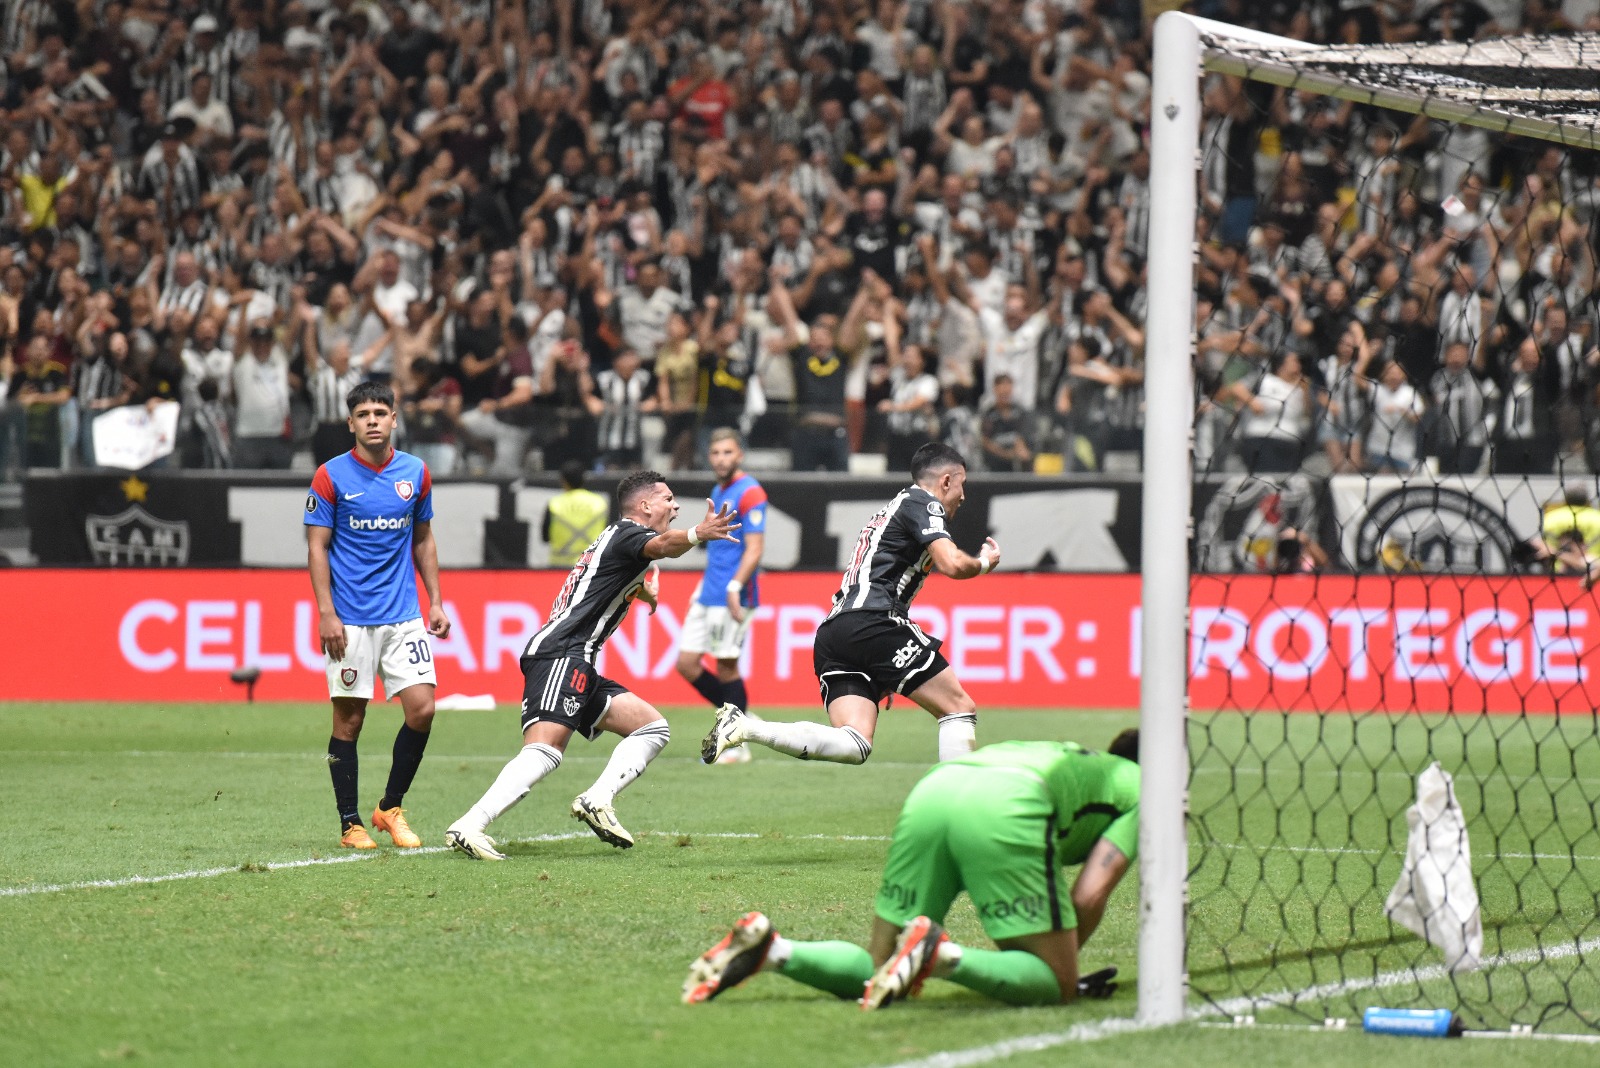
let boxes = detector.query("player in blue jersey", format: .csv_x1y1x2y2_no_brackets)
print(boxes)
675,428,767,763
305,381,451,851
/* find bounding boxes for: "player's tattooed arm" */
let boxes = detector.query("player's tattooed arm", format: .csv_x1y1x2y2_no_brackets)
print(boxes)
1069,838,1131,949
926,536,1002,579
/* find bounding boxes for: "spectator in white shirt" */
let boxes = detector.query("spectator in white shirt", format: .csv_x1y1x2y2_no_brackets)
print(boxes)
232,322,293,468
1238,351,1311,474
167,71,233,146
1366,359,1425,475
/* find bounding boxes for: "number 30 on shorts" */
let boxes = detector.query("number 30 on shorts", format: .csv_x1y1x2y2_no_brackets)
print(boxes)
405,639,433,665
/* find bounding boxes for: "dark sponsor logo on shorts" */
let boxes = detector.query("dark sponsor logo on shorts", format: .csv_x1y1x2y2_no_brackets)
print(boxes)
879,882,918,910
978,894,1047,924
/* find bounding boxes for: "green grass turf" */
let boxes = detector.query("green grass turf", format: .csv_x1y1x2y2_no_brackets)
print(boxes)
0,703,1595,1067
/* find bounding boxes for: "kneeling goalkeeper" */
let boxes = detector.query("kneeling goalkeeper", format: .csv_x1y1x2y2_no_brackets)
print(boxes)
683,731,1138,1008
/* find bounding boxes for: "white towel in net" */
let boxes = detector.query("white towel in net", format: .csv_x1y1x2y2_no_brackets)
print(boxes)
1384,762,1483,974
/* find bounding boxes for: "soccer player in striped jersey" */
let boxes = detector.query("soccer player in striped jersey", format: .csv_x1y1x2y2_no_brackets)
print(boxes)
675,428,766,764
446,471,740,860
702,443,999,768
305,381,451,851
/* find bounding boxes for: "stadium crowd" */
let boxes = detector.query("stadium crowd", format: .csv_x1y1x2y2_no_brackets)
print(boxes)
2,0,1600,480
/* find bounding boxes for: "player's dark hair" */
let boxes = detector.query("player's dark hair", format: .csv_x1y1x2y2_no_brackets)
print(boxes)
1109,729,1139,764
910,442,967,482
346,380,395,414
617,469,665,513
560,460,587,490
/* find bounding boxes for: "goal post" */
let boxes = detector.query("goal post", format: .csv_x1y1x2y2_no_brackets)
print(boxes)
1140,12,1600,1031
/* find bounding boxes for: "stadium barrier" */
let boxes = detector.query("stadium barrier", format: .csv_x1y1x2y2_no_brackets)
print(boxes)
23,470,1147,570
3,569,1594,709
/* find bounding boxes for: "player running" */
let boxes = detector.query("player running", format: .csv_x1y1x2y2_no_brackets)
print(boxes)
675,428,766,764
445,471,740,859
305,381,452,850
701,442,997,767
683,733,1138,1008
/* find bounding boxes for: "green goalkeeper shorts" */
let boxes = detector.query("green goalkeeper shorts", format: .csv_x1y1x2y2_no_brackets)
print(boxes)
874,763,1074,943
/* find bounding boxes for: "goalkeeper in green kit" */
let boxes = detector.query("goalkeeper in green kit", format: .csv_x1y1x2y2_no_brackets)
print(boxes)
683,732,1139,1009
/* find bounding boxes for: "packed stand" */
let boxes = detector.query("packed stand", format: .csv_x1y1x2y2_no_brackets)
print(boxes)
0,0,1594,483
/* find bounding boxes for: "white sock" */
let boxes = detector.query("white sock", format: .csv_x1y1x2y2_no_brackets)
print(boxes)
933,940,962,978
762,934,794,971
741,716,872,764
937,713,978,761
460,743,562,831
582,721,671,805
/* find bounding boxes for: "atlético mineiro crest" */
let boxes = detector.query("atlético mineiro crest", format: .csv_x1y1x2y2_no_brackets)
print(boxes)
340,667,358,687
394,479,415,501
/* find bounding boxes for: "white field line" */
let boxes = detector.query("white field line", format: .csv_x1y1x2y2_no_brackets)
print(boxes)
1196,1022,1600,1045
875,937,1600,1068
0,830,891,899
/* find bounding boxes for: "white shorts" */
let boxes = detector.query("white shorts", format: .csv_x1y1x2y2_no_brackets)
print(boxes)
327,618,436,701
680,601,753,661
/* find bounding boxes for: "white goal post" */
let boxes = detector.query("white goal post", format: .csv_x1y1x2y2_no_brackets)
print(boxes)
1137,12,1600,1027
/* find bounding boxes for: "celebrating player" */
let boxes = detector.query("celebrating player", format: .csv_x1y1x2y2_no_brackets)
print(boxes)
684,733,1138,1008
445,471,740,859
305,381,451,851
675,428,767,764
701,442,996,767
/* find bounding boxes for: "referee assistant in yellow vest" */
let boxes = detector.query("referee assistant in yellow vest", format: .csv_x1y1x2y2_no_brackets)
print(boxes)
543,461,610,567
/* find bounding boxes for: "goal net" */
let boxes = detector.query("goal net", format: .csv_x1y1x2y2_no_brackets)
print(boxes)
1140,14,1600,1035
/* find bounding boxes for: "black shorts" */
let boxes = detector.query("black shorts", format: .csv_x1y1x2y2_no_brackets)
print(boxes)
812,612,949,706
520,656,631,740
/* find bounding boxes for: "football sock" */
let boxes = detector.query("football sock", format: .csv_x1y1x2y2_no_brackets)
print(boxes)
688,669,725,707
582,721,670,805
945,946,1062,1006
328,737,361,829
379,723,430,811
740,717,872,764
776,941,876,1000
462,743,563,830
721,676,748,710
937,713,978,761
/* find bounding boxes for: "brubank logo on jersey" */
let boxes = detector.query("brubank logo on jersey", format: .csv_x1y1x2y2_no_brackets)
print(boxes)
349,514,413,531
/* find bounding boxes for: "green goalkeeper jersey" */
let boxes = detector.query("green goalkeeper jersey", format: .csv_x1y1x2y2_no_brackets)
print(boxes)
948,740,1141,865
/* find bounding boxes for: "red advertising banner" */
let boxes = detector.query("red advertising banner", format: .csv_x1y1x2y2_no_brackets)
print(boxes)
2,571,1597,711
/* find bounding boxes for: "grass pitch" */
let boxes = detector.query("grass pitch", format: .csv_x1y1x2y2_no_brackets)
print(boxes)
1,703,1595,1067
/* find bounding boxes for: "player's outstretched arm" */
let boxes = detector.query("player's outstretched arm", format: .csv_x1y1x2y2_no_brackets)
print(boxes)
307,525,347,661
642,500,741,561
926,536,1001,579
412,519,451,637
1069,837,1131,950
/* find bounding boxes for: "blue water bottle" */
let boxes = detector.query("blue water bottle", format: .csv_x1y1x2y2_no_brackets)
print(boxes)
1362,1008,1462,1037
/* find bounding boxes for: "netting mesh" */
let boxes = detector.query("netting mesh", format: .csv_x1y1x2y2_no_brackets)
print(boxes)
1182,27,1600,1033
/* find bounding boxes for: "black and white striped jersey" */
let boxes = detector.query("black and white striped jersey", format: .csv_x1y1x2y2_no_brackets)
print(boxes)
522,519,655,662
828,485,954,619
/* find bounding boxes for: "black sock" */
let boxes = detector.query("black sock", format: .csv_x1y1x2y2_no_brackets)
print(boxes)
689,670,725,707
722,677,748,710
329,737,360,829
379,724,430,812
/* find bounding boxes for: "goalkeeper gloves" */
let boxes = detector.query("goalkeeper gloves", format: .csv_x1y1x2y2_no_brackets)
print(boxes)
1076,966,1118,999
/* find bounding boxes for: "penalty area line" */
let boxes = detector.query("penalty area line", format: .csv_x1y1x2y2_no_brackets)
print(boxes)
0,829,891,899
873,936,1600,1068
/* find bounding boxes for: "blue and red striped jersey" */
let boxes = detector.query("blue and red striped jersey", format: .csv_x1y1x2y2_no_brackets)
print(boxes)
304,449,434,626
